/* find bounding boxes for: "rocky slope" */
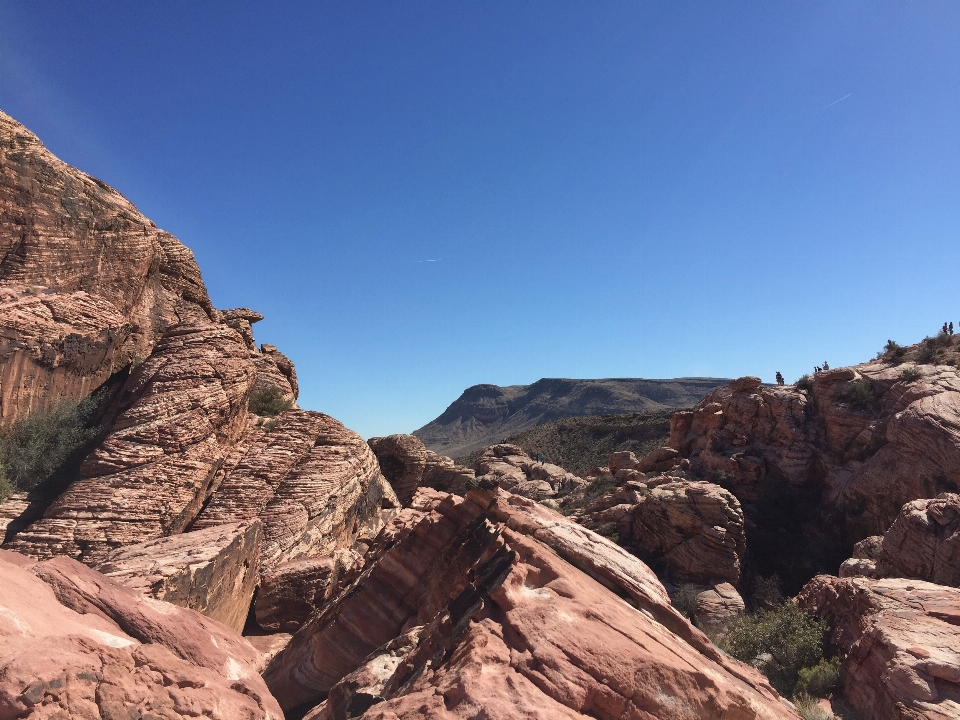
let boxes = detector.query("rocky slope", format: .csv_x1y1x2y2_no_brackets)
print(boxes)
414,376,729,458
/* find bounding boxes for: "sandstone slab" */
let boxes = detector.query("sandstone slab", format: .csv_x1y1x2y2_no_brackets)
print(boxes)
93,520,261,632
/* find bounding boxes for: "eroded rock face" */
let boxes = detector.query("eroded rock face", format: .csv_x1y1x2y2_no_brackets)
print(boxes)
0,110,216,425
672,365,960,539
628,479,746,585
5,323,256,563
0,550,282,719
798,575,960,720
695,583,745,635
473,443,584,499
368,434,429,506
877,494,960,587
192,408,392,572
419,449,475,495
93,521,262,633
266,488,797,719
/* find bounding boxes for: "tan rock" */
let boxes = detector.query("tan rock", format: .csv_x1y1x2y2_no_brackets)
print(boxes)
272,488,796,719
420,449,476,495
368,433,429,506
0,551,282,719
473,443,584,499
628,480,746,585
695,582,745,634
878,494,960,586
93,521,262,632
608,450,639,472
799,575,960,720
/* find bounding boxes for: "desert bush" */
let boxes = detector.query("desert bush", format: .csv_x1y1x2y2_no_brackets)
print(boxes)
835,378,875,412
795,375,813,393
670,583,701,620
793,694,835,720
585,473,617,497
596,522,620,543
898,366,922,383
720,600,827,697
881,339,905,363
0,468,12,502
0,395,101,494
916,338,946,364
248,385,292,416
751,574,784,610
795,656,841,698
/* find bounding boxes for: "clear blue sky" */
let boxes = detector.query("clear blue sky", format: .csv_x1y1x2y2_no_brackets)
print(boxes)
1,2,958,438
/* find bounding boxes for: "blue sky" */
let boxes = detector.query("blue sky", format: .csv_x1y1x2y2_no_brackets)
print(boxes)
1,2,958,438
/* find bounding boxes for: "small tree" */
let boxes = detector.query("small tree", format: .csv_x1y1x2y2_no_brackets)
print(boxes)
248,385,292,416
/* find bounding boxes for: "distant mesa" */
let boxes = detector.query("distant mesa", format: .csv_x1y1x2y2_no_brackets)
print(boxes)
413,377,730,458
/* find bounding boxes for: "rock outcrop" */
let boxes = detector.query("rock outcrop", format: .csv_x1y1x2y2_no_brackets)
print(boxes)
419,449,475,495
473,443,584,499
368,434,429,506
627,479,746,585
265,488,797,719
878,493,960,587
0,110,216,426
192,408,394,572
93,521,262,632
695,582,746,635
799,575,960,720
5,322,256,563
0,549,282,719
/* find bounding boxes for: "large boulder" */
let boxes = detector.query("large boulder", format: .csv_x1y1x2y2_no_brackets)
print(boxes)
5,323,256,563
472,443,584,499
627,479,746,585
799,575,960,720
878,493,960,586
368,434,429,506
0,549,282,719
93,521,262,633
265,488,797,718
419,449,475,495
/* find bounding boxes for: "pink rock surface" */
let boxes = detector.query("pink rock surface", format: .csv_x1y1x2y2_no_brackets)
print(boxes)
879,493,960,586
473,443,584,499
268,488,796,718
0,551,282,719
368,433,429,506
799,574,960,720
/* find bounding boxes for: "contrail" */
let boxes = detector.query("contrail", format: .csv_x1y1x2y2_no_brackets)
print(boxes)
412,259,442,263
818,93,853,112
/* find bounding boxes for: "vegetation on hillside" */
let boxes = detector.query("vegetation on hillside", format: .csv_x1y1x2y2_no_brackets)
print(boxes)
248,385,292,417
455,409,675,476
0,394,102,502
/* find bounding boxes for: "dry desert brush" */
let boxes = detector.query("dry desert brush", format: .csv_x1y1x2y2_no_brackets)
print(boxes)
0,394,101,501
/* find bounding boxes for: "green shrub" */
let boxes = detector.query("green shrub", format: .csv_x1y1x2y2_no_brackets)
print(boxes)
882,339,905,363
751,574,784,610
795,375,813,393
720,601,827,697
916,338,946,365
796,657,841,698
585,473,617,497
670,583,701,620
248,385,292,416
835,378,875,412
0,395,101,494
0,467,13,502
793,694,835,720
898,366,922,383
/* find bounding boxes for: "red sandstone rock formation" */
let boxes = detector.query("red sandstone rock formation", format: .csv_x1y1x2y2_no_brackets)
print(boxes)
265,488,797,719
419,448,475,495
473,443,584,498
695,582,746,634
5,322,256,563
93,521,262,633
799,575,960,720
0,110,217,425
0,549,282,719
368,434,429,506
192,408,395,572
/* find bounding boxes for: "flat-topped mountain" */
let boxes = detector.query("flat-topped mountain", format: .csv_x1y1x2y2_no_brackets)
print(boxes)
413,377,729,457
